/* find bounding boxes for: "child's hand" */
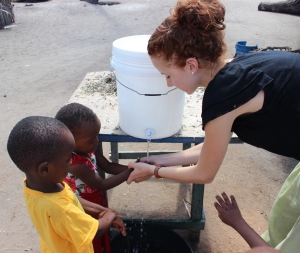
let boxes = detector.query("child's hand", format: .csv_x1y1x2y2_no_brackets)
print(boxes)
107,208,123,219
98,211,107,218
214,192,244,229
112,216,127,236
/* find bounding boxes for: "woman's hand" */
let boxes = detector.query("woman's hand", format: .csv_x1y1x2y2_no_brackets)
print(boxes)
127,162,155,184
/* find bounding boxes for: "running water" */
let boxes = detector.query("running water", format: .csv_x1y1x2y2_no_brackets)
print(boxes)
146,139,151,163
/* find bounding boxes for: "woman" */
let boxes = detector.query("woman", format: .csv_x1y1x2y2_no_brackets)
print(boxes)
127,1,300,251
127,0,300,184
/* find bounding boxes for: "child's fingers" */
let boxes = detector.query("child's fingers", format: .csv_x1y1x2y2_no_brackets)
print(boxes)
121,228,127,236
221,192,231,204
114,222,127,236
128,162,135,169
98,211,106,218
215,195,226,207
214,201,223,211
230,195,239,208
127,174,134,184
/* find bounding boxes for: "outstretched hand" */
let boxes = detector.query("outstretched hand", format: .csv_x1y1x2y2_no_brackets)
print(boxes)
127,161,154,184
214,192,244,229
215,193,270,248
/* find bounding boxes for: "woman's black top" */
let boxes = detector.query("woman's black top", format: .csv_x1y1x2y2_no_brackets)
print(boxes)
202,51,300,160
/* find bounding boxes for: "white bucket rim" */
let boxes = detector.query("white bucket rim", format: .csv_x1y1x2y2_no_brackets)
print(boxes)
111,35,161,76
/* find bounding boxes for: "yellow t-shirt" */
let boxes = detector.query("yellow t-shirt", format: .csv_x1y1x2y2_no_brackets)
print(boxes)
23,180,99,253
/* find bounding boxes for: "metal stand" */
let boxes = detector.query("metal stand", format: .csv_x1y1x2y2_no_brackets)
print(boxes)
98,131,242,242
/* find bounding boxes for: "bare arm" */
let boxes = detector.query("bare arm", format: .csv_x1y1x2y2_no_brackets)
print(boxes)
127,91,265,184
70,164,133,191
128,114,233,184
77,197,126,238
77,196,107,216
140,143,204,167
95,151,128,175
94,210,116,238
95,212,126,238
215,193,269,248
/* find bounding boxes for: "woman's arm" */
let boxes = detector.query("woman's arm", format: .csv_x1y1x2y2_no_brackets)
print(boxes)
128,113,233,184
70,164,133,191
139,142,204,167
127,90,265,184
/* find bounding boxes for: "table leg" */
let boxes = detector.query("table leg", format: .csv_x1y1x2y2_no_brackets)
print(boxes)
183,143,204,242
189,183,204,242
111,142,119,163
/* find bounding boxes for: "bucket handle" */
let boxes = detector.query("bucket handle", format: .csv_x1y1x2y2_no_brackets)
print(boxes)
116,77,177,96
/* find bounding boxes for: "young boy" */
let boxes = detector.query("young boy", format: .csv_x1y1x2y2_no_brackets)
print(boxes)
7,116,126,253
215,162,300,253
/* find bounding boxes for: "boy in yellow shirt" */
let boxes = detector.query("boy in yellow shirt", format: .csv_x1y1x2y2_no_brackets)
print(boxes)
7,116,126,253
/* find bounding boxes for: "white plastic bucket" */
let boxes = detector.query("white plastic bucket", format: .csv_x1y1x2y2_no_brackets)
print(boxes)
110,35,185,139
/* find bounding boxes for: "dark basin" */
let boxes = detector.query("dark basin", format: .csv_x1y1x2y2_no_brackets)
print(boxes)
110,224,193,253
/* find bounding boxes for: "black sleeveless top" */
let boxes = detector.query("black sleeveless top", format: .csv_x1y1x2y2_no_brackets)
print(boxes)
202,51,300,160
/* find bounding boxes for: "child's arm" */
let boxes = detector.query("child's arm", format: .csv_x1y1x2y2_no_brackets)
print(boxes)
78,196,112,216
95,151,128,175
94,210,127,238
214,192,270,248
77,197,127,238
70,164,133,191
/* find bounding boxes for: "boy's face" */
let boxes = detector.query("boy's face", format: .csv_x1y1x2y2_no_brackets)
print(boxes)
47,129,75,183
73,117,101,154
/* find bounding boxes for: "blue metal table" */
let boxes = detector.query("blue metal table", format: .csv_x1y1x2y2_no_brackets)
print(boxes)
98,131,242,242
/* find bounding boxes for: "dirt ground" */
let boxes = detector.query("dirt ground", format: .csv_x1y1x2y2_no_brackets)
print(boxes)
0,0,299,252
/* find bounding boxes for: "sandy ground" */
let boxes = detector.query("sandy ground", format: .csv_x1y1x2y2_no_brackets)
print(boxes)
0,0,299,252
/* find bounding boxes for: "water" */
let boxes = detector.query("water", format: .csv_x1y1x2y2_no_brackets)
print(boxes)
146,139,151,163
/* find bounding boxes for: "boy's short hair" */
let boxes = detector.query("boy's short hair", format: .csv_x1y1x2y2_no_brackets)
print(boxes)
7,116,69,173
55,103,97,132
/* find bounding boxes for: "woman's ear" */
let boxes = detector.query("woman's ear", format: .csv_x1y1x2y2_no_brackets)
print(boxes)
186,58,199,72
37,161,49,177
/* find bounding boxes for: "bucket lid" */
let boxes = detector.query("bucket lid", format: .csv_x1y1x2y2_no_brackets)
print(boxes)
112,35,152,64
111,35,161,76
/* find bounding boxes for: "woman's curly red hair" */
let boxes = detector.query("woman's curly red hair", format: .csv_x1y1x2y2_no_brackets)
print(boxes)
148,0,226,68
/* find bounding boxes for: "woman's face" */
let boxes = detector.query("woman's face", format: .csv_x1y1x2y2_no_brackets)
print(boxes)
151,57,199,95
